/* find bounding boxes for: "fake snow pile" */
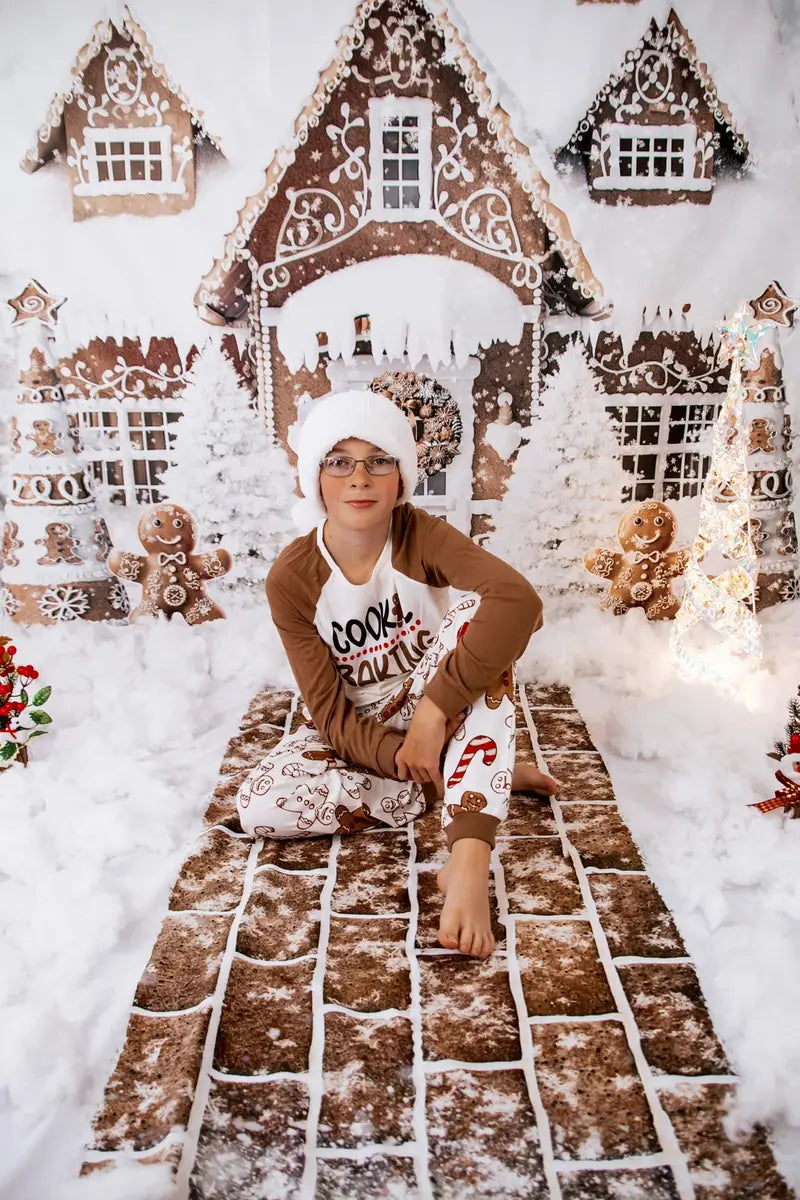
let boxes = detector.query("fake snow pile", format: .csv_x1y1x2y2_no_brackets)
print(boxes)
0,593,799,1197
276,255,525,373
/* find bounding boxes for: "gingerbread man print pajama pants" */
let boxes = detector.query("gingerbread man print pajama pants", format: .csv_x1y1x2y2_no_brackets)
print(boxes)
236,596,516,846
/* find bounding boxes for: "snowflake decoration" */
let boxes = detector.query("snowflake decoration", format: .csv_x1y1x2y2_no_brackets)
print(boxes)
109,581,130,612
780,576,800,602
38,585,90,622
0,588,21,618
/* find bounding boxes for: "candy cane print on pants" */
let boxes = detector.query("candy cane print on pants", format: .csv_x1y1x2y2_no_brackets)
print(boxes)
446,735,498,787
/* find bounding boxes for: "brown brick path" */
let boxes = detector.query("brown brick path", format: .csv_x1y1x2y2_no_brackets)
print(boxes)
81,685,792,1198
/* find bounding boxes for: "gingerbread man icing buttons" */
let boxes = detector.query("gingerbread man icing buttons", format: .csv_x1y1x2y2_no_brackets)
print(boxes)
107,503,232,624
584,500,689,620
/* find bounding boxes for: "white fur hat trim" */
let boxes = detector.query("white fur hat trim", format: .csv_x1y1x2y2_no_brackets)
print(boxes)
292,389,419,531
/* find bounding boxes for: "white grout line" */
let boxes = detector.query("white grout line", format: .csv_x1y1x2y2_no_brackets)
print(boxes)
169,905,238,917
329,909,411,919
497,690,565,1200
614,955,693,967
317,1144,418,1160
654,1074,739,1088
518,684,570,863
423,1057,524,1073
173,693,298,1199
322,1003,411,1019
233,950,317,967
208,1067,310,1085
565,840,696,1197
83,1131,186,1162
529,1013,622,1025
407,828,434,1199
513,913,588,924
203,824,254,839
131,998,212,1019
173,834,265,1199
555,1152,674,1173
417,945,508,957
584,867,648,877
300,833,341,1200
253,863,329,877
557,800,618,807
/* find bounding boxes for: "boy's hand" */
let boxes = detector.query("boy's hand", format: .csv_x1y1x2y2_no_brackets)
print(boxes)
395,695,465,797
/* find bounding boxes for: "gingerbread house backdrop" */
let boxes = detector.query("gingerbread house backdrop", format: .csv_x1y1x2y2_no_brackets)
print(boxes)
2,0,799,611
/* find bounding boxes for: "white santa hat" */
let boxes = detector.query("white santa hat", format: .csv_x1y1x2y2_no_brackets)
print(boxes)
290,389,419,531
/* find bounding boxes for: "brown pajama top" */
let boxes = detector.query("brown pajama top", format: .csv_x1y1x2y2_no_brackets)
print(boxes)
266,502,543,779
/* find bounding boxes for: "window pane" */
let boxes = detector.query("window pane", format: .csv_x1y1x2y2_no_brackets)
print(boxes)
131,158,146,181
636,157,649,176
427,470,446,496
401,129,419,153
110,142,124,155
383,185,400,208
671,137,684,152
150,160,162,181
619,137,632,152
668,406,688,444
149,142,161,155
97,161,110,181
130,142,144,155
401,115,418,128
112,160,127,181
95,141,107,155
636,137,649,152
654,137,667,152
401,185,420,208
145,428,167,451
401,158,419,180
653,157,667,176
670,158,684,176
619,156,632,176
383,159,399,180
383,130,399,154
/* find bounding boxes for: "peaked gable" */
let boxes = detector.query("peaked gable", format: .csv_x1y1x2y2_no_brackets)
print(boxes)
20,6,221,173
195,0,602,322
559,8,748,206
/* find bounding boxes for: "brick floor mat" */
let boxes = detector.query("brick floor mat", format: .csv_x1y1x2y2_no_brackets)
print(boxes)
82,684,792,1198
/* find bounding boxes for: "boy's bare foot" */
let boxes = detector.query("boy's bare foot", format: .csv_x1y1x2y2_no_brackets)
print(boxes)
511,761,558,796
436,838,494,958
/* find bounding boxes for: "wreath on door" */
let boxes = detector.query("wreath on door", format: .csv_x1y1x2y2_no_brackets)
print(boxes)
368,371,462,480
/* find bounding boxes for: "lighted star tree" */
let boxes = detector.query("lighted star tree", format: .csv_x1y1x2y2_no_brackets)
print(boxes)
670,305,770,687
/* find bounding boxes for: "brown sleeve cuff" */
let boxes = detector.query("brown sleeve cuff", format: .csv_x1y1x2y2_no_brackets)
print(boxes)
376,728,405,778
423,666,473,720
445,812,500,850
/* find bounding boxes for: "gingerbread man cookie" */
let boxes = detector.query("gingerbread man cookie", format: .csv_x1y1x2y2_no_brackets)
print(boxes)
107,503,232,624
584,500,689,621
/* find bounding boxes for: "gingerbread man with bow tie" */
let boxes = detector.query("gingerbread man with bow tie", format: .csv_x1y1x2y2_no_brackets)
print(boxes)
107,503,232,624
584,500,688,620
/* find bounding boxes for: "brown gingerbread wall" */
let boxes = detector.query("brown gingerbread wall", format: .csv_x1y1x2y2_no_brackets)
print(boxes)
63,29,196,221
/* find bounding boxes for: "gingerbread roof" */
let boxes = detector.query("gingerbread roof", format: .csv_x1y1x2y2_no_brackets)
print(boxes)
20,5,222,173
560,7,749,160
194,0,605,322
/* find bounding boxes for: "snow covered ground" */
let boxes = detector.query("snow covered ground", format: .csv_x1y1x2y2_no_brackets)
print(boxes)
0,581,798,1199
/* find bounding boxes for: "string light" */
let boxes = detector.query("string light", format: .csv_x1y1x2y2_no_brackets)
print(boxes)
670,303,772,691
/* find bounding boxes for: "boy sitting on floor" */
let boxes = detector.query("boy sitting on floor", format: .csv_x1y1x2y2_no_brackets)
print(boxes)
237,390,555,958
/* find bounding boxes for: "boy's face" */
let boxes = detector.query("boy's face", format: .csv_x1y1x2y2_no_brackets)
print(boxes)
319,437,402,533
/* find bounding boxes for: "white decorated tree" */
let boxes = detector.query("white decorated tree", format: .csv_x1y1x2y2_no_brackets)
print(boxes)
488,340,629,592
161,340,296,600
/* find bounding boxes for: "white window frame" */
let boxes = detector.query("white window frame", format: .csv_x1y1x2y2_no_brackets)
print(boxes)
606,394,724,503
596,122,710,191
76,126,180,196
368,97,433,221
76,400,184,506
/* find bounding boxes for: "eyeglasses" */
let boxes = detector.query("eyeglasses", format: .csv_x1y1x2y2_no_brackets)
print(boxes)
320,454,399,477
